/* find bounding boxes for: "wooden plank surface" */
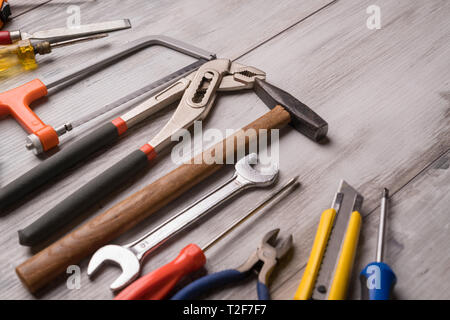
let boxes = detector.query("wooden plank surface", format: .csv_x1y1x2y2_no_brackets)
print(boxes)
0,0,449,300
201,0,450,300
8,1,51,18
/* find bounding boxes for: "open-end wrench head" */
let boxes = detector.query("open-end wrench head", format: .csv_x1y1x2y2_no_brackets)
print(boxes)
87,245,141,291
235,153,278,186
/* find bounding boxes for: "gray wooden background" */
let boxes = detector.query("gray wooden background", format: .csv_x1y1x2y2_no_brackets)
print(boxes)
0,0,449,300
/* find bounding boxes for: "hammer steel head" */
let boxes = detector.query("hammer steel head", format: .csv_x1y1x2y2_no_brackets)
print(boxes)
235,153,278,186
254,78,328,142
87,245,141,291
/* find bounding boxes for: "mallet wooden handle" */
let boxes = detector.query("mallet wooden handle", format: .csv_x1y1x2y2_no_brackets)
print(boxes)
16,106,291,293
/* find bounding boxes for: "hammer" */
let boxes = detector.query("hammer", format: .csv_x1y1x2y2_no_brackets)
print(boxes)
15,79,327,293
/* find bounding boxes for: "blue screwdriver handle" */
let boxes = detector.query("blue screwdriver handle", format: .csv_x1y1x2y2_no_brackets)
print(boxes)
360,262,397,300
171,269,246,300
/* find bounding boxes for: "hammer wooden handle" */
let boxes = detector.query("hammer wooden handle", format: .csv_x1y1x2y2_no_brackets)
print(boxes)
16,106,291,293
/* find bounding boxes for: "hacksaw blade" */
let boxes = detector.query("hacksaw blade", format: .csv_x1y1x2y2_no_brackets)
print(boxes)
66,58,208,129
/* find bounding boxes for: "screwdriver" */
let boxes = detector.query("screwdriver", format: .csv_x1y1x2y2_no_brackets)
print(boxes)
0,19,131,44
114,177,299,300
360,188,397,300
0,34,108,77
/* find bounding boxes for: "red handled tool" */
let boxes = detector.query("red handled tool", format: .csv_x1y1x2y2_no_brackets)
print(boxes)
115,177,298,300
115,244,206,300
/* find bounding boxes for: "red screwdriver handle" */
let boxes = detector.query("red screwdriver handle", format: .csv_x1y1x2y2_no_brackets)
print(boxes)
115,244,207,300
0,30,12,44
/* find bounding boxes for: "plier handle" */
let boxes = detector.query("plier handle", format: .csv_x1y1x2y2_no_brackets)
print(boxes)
171,229,292,300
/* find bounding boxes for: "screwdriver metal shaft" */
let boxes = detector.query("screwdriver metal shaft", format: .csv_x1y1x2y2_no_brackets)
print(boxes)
202,176,299,252
376,188,389,262
360,188,397,300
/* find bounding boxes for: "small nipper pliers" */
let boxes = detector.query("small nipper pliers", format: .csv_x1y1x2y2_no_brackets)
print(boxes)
171,229,293,300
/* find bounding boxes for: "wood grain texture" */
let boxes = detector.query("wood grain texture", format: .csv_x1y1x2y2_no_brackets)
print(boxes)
0,0,449,299
206,0,450,300
8,1,51,19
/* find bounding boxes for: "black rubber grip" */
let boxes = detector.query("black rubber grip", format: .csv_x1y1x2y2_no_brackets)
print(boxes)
18,148,150,246
0,122,120,211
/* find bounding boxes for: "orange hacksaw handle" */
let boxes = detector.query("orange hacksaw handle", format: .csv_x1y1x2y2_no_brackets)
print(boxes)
0,79,59,151
114,244,206,300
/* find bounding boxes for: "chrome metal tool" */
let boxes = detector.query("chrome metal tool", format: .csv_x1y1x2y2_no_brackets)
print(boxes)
87,153,278,291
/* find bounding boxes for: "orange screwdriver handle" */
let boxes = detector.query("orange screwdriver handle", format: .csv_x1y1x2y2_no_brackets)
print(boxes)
0,79,59,151
114,244,206,300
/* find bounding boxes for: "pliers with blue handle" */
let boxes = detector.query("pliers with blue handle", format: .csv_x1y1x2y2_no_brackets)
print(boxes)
171,229,293,300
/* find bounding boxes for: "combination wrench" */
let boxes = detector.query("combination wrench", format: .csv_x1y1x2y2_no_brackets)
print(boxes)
87,153,278,291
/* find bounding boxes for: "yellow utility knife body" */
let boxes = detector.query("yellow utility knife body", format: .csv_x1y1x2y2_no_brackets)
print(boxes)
294,180,363,300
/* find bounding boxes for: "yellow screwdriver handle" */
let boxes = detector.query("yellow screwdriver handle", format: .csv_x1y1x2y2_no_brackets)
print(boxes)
328,210,361,300
0,40,37,76
294,208,337,300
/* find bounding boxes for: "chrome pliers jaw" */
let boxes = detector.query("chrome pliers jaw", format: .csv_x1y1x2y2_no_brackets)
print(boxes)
218,62,266,91
236,228,293,291
147,59,266,152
